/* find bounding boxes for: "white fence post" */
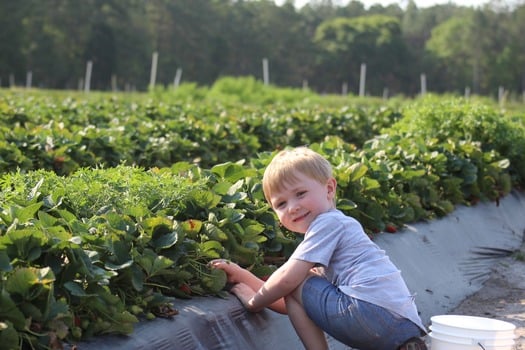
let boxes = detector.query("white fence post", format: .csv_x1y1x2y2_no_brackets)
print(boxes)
26,71,32,88
498,86,505,107
420,73,427,96
84,61,93,92
173,67,182,89
302,79,308,91
111,74,117,91
359,63,366,97
262,58,269,85
149,51,159,89
342,82,348,95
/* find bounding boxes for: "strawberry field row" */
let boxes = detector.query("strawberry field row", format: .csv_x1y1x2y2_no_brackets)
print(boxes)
0,90,524,349
0,91,400,175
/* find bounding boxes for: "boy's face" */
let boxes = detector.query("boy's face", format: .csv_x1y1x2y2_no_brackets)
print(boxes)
268,172,336,234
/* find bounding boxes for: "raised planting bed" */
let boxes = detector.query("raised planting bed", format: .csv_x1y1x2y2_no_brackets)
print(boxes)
68,190,525,350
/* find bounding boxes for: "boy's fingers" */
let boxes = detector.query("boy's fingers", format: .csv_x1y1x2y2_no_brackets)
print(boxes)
208,259,228,267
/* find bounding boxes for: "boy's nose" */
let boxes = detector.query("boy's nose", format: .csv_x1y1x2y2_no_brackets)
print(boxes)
288,200,300,213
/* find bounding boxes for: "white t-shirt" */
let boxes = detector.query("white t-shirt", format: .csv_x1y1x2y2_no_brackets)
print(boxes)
290,209,426,332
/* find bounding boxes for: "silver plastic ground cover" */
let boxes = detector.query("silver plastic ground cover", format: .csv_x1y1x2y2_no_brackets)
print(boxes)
69,190,525,350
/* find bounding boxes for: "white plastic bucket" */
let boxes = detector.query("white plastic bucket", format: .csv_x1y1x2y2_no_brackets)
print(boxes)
430,315,516,350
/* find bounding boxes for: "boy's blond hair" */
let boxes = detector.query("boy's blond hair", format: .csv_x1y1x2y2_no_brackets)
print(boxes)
262,147,333,204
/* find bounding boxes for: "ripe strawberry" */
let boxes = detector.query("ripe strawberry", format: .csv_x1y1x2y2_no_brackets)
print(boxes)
179,284,191,295
385,224,397,233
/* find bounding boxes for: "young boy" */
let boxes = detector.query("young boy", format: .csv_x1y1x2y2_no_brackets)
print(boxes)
211,147,427,350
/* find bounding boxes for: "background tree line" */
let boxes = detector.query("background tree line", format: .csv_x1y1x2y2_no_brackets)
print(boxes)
1,0,524,98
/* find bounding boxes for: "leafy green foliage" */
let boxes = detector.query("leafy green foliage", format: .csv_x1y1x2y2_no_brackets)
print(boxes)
389,97,525,187
0,163,291,349
1,90,524,349
0,90,400,174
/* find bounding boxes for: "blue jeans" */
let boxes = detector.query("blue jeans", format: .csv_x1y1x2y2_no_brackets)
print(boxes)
301,276,422,350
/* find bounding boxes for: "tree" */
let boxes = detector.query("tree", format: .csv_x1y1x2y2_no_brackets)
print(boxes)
0,0,522,96
0,0,31,86
313,15,409,94
511,4,525,94
425,15,475,93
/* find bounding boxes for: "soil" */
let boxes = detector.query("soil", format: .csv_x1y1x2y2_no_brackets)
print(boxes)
425,241,525,349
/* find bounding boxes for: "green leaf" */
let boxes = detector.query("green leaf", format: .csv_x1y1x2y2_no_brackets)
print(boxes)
28,178,44,201
143,216,174,236
0,251,12,272
242,222,265,237
124,205,149,218
347,162,368,182
64,281,92,297
68,236,82,245
204,223,228,241
42,193,63,209
151,230,179,250
37,211,58,226
105,212,136,234
104,311,138,334
7,228,45,262
493,158,510,169
337,198,357,211
362,177,381,191
181,219,202,239
402,169,426,179
136,249,173,277
201,268,227,293
104,240,133,269
212,181,232,196
211,162,250,182
150,255,174,277
10,202,43,223
57,209,77,223
0,291,26,329
104,259,134,271
0,320,19,347
6,267,55,299
218,207,245,225
130,265,144,291
191,189,221,209
199,241,223,258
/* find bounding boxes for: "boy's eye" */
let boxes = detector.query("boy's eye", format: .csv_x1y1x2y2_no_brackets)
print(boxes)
297,190,307,197
276,201,286,208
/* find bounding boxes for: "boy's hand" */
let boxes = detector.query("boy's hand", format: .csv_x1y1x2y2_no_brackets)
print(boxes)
209,259,243,284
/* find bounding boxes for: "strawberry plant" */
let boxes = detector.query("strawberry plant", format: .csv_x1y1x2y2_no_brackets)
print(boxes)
0,163,295,349
1,88,524,349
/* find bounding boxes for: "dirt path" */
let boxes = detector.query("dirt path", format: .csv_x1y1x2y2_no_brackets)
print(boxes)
426,242,525,349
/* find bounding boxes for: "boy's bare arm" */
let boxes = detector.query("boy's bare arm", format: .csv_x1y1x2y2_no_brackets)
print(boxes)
248,259,314,312
210,259,288,313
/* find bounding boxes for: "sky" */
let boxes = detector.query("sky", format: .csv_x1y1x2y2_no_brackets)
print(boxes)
274,0,495,9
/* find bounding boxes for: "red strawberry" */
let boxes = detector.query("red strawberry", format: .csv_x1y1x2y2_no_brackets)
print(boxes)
385,224,397,233
179,284,191,294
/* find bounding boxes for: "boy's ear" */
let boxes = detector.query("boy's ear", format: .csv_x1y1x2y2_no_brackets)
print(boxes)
326,177,337,197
